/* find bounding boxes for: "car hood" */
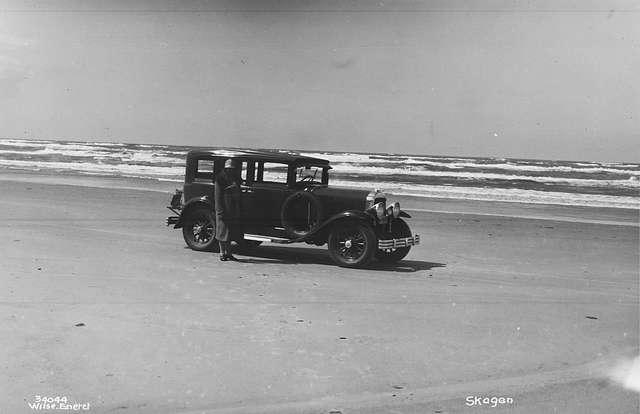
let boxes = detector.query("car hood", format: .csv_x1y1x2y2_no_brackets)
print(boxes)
309,185,372,216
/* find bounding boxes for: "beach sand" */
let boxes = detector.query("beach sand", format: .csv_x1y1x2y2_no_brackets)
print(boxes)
1,173,638,413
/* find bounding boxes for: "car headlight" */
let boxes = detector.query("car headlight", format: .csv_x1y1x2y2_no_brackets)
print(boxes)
366,189,387,208
386,205,394,216
392,202,400,218
374,202,386,219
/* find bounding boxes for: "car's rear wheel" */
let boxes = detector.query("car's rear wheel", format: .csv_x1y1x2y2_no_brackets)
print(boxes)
327,222,376,267
182,207,219,252
375,218,412,263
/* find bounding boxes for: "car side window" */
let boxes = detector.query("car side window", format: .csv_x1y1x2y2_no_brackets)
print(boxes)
194,159,214,181
257,162,289,184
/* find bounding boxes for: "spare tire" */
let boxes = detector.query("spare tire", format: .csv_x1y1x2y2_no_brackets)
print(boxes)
281,191,323,238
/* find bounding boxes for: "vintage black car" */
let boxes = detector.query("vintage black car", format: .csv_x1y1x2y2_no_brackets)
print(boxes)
166,149,420,267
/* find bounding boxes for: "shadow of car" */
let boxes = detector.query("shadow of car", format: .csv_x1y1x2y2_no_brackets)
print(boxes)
230,245,445,273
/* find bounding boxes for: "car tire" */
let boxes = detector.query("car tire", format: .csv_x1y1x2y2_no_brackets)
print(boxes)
281,191,323,238
375,218,412,263
182,206,219,252
327,221,376,267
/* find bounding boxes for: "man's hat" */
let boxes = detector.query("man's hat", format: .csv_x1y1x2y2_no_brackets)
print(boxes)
224,158,239,169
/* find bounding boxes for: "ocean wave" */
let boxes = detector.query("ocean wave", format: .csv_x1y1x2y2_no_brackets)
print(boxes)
1,138,638,209
299,152,375,164
369,154,478,162
0,148,113,158
4,139,637,175
303,151,500,165
1,139,127,152
298,151,640,175
74,140,127,147
397,160,640,175
0,138,53,147
0,146,185,166
326,164,640,188
330,180,640,210
0,159,184,178
600,162,640,168
332,157,640,174
136,143,169,149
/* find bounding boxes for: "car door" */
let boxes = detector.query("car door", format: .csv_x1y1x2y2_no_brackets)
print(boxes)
240,161,293,237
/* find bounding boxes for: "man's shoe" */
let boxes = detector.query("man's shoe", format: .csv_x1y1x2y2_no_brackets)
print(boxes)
219,255,228,261
225,254,239,261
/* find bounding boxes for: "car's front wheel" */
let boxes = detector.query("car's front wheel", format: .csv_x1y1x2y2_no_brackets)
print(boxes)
375,218,412,263
327,222,376,267
182,207,219,252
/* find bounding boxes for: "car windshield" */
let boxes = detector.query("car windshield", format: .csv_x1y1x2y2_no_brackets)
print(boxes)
295,165,323,184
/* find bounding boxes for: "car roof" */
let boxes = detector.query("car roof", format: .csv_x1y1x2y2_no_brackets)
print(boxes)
187,148,331,165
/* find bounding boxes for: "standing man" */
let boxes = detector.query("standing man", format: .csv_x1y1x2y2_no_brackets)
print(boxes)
214,158,243,261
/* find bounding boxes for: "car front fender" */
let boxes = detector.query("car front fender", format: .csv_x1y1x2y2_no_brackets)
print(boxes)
302,210,376,240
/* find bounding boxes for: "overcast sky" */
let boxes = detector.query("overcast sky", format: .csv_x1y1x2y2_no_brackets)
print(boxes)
0,0,638,161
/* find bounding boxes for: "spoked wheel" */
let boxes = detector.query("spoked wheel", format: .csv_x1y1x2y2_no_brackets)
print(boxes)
182,207,219,252
376,218,412,263
327,222,376,267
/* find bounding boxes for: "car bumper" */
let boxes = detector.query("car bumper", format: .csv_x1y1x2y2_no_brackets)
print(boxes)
378,234,420,249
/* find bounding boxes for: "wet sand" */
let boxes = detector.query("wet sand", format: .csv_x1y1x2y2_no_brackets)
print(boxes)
1,174,638,413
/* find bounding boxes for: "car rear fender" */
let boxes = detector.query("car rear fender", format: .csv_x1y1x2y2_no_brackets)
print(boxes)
174,196,212,228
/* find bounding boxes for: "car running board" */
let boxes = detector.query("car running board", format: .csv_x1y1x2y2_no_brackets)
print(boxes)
244,234,294,244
